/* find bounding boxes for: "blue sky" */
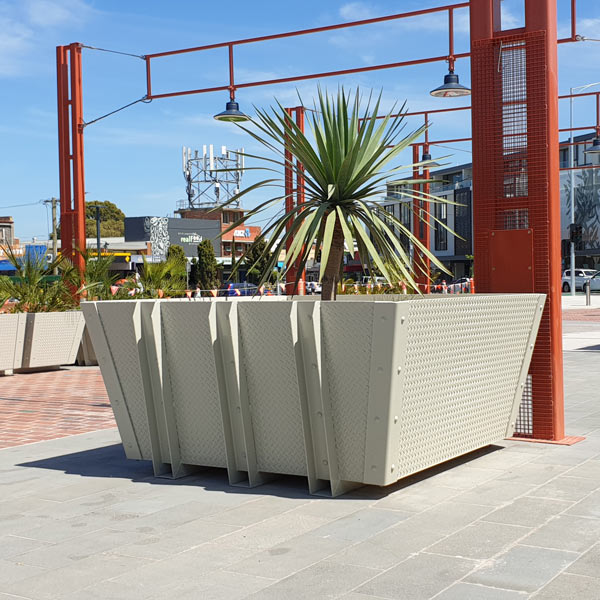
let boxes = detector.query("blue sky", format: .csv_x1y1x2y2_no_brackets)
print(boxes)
1,0,600,241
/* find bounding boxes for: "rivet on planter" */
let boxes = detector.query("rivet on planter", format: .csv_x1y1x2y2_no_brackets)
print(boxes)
397,366,402,374
371,465,377,470
381,316,386,321
374,416,380,422
317,411,323,417
322,459,328,466
391,464,395,472
377,366,383,373
401,316,406,323
394,416,399,424
312,363,318,369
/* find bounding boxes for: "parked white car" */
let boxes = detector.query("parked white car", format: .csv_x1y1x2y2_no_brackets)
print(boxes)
587,271,600,292
562,269,598,292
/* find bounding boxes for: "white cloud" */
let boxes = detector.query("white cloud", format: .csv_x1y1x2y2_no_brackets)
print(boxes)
339,2,374,22
0,0,95,78
25,0,93,27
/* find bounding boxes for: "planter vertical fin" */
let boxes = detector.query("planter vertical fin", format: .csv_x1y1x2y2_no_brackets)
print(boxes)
0,313,26,373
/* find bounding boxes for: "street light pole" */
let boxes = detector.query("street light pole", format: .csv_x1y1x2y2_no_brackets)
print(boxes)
569,81,600,296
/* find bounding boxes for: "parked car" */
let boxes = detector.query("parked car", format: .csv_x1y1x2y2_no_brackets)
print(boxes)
587,271,600,292
561,269,598,292
306,281,322,294
219,282,259,296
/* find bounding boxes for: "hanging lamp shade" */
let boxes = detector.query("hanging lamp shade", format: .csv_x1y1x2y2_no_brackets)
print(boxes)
421,152,441,168
430,70,471,98
584,137,600,154
214,100,250,122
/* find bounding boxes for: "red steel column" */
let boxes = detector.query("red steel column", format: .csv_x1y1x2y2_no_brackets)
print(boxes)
524,0,564,440
470,0,565,440
57,43,86,275
284,106,306,295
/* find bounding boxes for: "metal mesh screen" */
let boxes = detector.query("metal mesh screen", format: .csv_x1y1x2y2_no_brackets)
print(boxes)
472,31,559,440
514,374,533,437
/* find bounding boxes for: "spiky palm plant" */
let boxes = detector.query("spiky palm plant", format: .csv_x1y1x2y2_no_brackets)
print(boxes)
62,248,122,300
136,255,187,298
0,246,76,312
220,88,454,300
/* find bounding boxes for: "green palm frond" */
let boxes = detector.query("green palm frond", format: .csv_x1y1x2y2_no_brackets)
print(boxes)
217,87,455,299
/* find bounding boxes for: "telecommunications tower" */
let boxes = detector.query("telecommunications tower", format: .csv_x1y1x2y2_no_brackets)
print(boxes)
180,145,244,209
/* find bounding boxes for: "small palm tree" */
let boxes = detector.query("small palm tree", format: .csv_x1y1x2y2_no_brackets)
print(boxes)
220,88,453,300
0,246,75,312
62,248,122,300
136,255,187,298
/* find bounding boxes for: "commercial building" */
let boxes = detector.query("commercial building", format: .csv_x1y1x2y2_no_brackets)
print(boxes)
383,133,600,278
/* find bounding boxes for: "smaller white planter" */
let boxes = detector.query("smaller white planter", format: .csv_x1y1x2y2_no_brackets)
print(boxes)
20,311,85,370
0,313,27,374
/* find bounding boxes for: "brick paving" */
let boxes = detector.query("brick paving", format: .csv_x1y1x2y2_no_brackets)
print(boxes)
0,367,115,449
562,308,600,321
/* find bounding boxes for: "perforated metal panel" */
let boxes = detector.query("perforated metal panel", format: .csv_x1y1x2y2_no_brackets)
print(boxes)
321,302,374,482
22,312,84,369
97,303,152,459
88,295,544,495
0,314,25,371
160,303,227,467
237,302,307,476
398,295,542,477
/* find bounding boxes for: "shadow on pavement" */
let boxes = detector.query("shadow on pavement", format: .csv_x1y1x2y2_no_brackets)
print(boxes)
17,441,504,500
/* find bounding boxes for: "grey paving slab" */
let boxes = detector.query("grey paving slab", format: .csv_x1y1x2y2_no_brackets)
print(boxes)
3,553,150,600
292,497,373,519
523,514,600,553
565,490,600,518
245,560,381,599
427,521,530,560
0,535,51,560
372,484,460,513
465,545,578,593
0,560,47,587
203,495,312,527
494,463,571,485
421,465,504,490
357,552,476,600
309,507,412,543
565,542,600,578
216,511,330,550
531,573,600,599
434,582,529,599
452,480,536,507
482,496,573,527
108,517,240,560
526,474,600,501
228,531,350,579
565,460,600,479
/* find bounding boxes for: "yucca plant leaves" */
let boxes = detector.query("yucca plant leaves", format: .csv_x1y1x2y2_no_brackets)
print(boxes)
216,87,455,299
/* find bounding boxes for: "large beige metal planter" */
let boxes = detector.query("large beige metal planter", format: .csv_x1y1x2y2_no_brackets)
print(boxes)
0,313,27,374
83,295,545,496
20,311,85,370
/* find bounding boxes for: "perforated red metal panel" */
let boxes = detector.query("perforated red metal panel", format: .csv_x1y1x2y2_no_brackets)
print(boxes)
471,20,564,441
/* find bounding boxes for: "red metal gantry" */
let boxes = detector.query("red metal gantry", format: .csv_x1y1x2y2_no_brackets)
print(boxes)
56,0,583,441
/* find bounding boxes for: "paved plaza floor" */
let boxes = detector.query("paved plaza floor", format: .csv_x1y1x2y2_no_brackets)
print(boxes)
0,320,598,599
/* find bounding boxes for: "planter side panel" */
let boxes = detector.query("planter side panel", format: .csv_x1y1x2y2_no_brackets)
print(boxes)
160,303,227,468
23,312,85,368
237,303,307,476
0,314,25,371
320,302,374,483
398,295,544,477
96,303,153,459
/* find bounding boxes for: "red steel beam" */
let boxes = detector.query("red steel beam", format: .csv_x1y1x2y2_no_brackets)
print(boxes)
145,3,469,59
147,52,470,101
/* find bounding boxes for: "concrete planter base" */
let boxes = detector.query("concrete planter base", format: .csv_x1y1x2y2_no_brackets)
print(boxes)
19,312,85,370
83,295,545,496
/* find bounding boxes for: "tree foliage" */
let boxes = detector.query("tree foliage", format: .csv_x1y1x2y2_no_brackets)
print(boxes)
244,238,272,284
194,239,220,290
218,88,454,300
85,200,126,238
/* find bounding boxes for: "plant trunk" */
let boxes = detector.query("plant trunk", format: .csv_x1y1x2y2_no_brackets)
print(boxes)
321,218,345,301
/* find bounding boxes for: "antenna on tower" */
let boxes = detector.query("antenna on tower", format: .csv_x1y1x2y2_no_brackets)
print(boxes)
179,144,244,211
